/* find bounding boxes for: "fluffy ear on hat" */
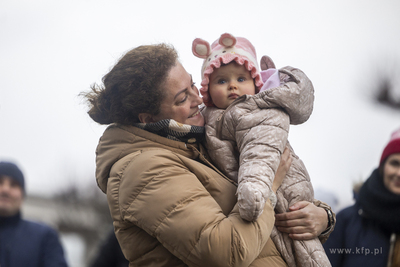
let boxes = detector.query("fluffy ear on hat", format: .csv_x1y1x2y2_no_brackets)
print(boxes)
192,38,211,59
219,33,237,47
260,55,276,70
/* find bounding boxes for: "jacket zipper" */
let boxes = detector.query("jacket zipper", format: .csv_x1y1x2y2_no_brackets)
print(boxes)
187,144,238,187
215,95,247,139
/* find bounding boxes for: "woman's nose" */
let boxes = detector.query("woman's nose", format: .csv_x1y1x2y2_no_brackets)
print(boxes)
193,93,203,106
190,86,203,106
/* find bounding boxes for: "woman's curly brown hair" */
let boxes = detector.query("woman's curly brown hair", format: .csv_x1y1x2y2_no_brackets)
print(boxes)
83,43,178,125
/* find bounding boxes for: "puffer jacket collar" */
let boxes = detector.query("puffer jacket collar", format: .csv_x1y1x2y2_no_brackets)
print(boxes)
96,124,211,193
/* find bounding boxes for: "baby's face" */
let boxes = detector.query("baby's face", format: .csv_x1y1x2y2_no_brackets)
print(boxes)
208,62,256,109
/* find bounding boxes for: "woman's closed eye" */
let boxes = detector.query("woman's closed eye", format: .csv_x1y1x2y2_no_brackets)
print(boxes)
178,81,196,104
175,89,189,104
179,93,188,103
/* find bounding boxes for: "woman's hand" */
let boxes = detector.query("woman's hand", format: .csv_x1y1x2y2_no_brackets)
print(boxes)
272,147,291,193
274,201,329,240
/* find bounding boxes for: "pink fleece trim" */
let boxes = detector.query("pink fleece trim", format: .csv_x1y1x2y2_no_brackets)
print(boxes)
259,69,280,92
200,53,263,107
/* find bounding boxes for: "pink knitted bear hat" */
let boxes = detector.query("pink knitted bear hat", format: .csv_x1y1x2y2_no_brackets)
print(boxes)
192,33,263,107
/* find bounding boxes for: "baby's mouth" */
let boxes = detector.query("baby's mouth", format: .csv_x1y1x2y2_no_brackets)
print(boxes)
228,93,239,99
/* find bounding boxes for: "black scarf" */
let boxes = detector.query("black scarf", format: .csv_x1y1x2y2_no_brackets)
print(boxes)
358,168,400,233
134,119,205,144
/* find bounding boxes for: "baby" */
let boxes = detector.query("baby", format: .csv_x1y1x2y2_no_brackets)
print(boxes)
193,33,331,267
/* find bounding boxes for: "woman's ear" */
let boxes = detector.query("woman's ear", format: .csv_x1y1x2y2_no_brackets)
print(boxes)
138,113,154,123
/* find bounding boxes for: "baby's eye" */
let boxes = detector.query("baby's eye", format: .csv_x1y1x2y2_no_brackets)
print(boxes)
217,79,226,84
238,77,245,82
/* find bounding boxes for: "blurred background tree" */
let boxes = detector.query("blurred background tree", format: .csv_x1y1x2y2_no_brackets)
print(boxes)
371,58,400,110
22,182,113,267
375,76,400,109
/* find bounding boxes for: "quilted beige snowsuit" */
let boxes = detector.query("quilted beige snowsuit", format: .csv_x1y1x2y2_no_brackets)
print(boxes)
202,66,331,267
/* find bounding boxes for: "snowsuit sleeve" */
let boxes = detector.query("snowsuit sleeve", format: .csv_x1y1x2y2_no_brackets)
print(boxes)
254,66,314,125
227,105,290,221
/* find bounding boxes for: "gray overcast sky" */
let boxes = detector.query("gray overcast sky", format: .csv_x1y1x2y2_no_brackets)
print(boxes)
1,0,399,210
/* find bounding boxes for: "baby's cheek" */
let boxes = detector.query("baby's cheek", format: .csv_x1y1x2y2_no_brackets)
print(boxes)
211,89,224,100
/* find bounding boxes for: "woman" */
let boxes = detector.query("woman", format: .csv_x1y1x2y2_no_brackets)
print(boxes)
84,43,334,266
323,128,400,267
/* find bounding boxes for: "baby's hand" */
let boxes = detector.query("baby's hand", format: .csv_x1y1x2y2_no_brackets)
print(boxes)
237,182,267,221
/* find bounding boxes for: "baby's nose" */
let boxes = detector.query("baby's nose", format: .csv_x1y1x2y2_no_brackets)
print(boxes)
229,82,238,89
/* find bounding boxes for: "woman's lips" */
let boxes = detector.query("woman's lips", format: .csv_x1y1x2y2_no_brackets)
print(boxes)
188,110,200,118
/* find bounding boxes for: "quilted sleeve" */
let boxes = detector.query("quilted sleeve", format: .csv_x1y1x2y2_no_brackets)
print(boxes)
115,150,276,267
233,107,290,221
254,66,314,125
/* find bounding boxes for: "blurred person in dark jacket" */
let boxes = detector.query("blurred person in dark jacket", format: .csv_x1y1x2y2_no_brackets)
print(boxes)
323,128,400,267
0,161,68,267
89,229,129,267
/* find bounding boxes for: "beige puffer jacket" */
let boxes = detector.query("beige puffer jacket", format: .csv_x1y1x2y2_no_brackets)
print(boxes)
95,124,287,267
202,67,331,267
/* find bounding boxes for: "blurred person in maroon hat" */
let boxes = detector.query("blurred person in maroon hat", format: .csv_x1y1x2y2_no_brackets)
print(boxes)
0,161,68,267
323,128,400,267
